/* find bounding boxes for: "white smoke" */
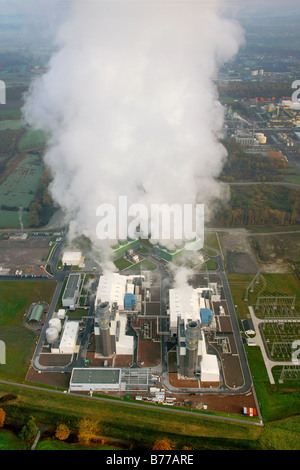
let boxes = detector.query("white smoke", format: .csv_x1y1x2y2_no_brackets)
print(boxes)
22,0,244,263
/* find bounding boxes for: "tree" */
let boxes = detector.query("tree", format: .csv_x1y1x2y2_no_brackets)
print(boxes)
55,423,70,441
77,418,101,445
19,415,37,441
0,408,5,428
152,439,173,450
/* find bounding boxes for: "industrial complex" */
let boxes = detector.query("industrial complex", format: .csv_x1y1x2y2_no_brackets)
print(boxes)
21,240,257,415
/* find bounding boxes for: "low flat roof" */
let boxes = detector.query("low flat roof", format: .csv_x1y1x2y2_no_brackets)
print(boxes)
71,368,121,385
63,274,81,300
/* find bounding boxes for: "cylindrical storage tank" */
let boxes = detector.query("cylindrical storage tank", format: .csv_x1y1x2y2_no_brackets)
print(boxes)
258,135,267,144
49,318,62,332
46,327,59,344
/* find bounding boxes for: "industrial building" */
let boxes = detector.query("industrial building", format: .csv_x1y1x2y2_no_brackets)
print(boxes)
59,321,80,354
69,367,149,392
28,304,44,323
62,273,81,309
169,285,219,383
62,251,85,267
45,317,80,355
93,273,143,358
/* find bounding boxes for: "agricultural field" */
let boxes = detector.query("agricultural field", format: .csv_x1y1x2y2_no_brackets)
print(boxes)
0,152,44,228
0,280,57,381
0,119,25,130
18,128,48,150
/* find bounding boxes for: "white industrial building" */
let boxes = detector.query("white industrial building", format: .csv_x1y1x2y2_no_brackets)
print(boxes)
169,285,216,333
96,273,127,310
62,251,85,267
93,273,144,357
59,321,79,354
200,339,219,384
169,285,219,384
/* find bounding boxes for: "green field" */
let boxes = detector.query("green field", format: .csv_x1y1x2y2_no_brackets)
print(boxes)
0,119,25,130
228,272,300,319
0,152,44,228
35,440,123,451
0,429,27,450
0,280,57,381
245,346,300,425
113,257,133,270
0,382,299,450
19,129,48,149
0,210,29,229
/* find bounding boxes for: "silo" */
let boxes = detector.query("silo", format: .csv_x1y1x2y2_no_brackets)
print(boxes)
184,321,200,378
49,318,62,333
46,327,59,344
258,135,267,144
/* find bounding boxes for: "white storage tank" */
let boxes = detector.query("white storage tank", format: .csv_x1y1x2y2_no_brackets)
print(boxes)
46,327,59,344
49,318,62,332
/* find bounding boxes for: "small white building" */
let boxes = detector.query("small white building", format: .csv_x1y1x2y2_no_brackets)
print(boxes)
62,251,85,267
59,321,79,354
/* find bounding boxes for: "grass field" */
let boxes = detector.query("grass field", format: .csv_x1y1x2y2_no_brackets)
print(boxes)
0,153,43,206
18,129,48,149
245,346,300,426
0,280,57,381
0,382,299,450
0,429,27,450
204,232,221,252
0,210,29,229
35,440,123,451
113,257,133,270
0,119,25,130
228,272,300,319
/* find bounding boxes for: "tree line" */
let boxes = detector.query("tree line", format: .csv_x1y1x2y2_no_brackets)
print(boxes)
0,403,191,450
212,184,300,228
218,81,293,100
220,139,288,182
28,168,56,227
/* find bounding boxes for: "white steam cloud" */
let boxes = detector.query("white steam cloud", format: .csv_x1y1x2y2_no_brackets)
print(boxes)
23,0,244,260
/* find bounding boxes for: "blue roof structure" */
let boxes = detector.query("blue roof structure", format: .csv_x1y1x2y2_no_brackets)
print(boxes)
200,308,213,326
124,293,137,309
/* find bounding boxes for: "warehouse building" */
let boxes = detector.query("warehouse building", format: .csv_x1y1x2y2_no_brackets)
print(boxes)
62,274,81,308
59,321,79,354
69,367,149,392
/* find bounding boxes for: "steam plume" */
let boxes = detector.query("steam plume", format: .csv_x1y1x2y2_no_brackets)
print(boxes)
23,0,244,261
